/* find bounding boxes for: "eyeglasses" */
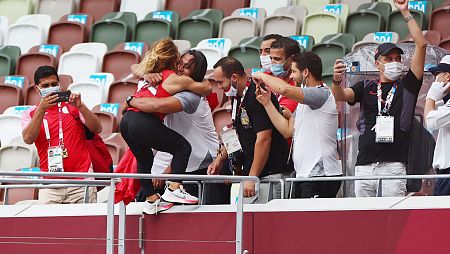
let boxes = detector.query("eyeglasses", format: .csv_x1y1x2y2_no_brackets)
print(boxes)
178,60,194,70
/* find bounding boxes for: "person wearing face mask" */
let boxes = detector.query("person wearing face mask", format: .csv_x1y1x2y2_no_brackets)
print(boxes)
21,66,102,204
253,52,343,198
424,55,450,196
210,57,290,203
331,0,426,197
259,34,283,71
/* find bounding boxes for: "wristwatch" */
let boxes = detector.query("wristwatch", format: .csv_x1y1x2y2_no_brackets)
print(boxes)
126,96,134,107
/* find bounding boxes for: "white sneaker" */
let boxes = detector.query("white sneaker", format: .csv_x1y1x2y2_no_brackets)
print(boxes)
161,186,198,204
142,199,173,215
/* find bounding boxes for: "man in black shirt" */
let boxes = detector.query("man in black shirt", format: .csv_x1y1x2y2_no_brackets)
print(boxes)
210,57,290,203
331,0,426,197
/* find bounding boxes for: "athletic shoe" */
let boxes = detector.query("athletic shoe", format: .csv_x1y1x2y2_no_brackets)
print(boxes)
142,199,173,215
161,186,198,204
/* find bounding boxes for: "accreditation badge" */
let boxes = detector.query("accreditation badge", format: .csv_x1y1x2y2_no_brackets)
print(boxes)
48,146,64,172
375,116,394,143
221,127,243,158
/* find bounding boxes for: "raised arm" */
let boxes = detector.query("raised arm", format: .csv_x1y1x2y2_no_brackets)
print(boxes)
22,94,58,144
253,72,305,103
255,85,294,139
396,0,426,79
163,75,212,96
331,59,356,103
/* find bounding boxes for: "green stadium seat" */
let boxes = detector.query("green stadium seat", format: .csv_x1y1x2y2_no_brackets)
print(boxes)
90,12,137,50
335,0,372,13
0,0,33,23
387,10,425,40
312,40,346,77
293,0,332,14
177,9,224,46
321,4,349,31
289,35,314,51
261,6,306,37
0,46,20,76
302,13,341,43
346,10,383,42
134,11,180,46
227,36,262,70
321,33,356,53
357,2,392,30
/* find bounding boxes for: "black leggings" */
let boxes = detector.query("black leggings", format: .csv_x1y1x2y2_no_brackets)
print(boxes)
120,111,192,197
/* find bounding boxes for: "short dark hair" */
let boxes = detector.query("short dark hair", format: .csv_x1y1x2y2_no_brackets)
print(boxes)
262,34,283,42
213,57,245,78
183,49,207,82
271,37,301,58
34,65,59,85
292,52,322,80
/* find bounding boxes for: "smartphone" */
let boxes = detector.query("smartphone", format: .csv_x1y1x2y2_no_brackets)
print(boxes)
55,90,71,103
259,82,267,91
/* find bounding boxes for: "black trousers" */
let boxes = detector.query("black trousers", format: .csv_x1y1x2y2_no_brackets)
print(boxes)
434,167,450,196
294,175,342,198
120,111,191,197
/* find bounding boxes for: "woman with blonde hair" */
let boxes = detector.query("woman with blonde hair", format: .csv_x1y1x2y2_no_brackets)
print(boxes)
120,39,211,214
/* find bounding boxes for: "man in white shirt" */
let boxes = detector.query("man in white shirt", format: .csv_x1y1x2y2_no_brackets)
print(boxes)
424,55,450,195
253,52,343,198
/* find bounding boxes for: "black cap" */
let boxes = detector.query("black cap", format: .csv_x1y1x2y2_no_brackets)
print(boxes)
428,55,450,75
374,43,404,60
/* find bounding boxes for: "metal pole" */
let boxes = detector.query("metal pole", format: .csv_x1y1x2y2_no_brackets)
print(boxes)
139,215,145,254
106,179,115,254
377,179,383,197
83,186,89,203
235,180,244,254
118,201,126,254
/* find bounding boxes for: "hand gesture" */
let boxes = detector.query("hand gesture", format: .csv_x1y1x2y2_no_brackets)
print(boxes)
333,59,346,83
394,0,409,11
144,73,163,87
243,180,256,198
38,93,58,111
69,92,82,108
255,83,272,107
207,159,221,175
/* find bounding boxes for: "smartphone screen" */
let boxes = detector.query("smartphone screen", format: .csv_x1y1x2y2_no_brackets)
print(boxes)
55,91,71,103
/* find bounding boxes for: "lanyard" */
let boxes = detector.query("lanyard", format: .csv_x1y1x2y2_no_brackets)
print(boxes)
377,81,397,116
231,87,248,122
43,103,65,147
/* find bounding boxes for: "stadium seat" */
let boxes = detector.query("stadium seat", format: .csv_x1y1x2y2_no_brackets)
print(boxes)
107,80,138,104
302,13,341,43
0,75,28,89
378,0,396,10
335,0,372,13
402,30,442,46
0,145,37,171
352,32,399,51
119,0,163,21
24,85,40,105
58,43,108,83
321,33,356,53
0,0,33,23
387,10,426,39
358,2,392,26
293,0,332,13
173,40,192,52
0,115,22,146
133,11,180,46
103,132,128,163
321,4,349,31
79,0,120,22
207,0,250,17
92,105,118,135
0,83,22,114
0,45,21,76
429,6,450,41
195,38,232,69
2,183,39,205
3,105,32,117
91,12,137,50
312,40,347,78
48,14,94,52
15,46,59,81
290,35,314,51
68,72,114,109
59,74,73,90
37,0,75,23
165,0,206,18
261,6,306,37
219,8,266,46
346,4,388,42
177,9,224,46
0,16,8,45
250,0,291,16
227,36,262,70
439,38,450,50
5,14,51,54
102,43,144,80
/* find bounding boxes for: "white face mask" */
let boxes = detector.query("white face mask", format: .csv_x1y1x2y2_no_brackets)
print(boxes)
38,85,60,97
382,62,403,81
260,55,272,70
224,79,238,97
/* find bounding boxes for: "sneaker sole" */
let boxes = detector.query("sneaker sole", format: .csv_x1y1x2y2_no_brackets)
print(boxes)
143,203,174,215
161,194,198,205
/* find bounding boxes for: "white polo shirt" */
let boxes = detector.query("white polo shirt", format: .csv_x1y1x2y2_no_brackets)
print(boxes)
426,99,450,170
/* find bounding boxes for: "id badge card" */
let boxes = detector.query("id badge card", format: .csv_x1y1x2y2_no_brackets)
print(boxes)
48,146,64,172
375,116,394,143
221,128,243,157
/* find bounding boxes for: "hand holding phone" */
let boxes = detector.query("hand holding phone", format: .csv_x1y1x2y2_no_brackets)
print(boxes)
54,90,71,103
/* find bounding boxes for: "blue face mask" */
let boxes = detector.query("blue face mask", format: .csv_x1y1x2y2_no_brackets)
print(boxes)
38,85,60,97
270,63,287,77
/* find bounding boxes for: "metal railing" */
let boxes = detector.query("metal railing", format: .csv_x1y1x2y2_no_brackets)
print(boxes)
0,171,260,254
